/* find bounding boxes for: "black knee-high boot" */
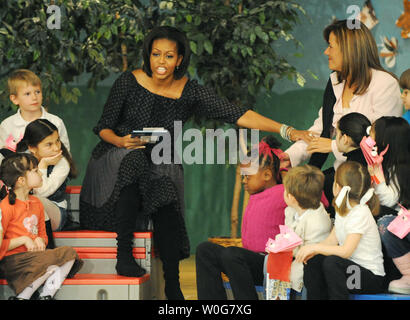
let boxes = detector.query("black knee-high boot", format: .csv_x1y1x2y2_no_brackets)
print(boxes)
153,206,185,300
45,220,56,249
115,184,146,277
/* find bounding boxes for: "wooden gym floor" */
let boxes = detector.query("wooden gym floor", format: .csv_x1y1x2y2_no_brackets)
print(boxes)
180,255,198,300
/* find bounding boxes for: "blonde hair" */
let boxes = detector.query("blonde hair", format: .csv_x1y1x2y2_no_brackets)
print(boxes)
324,20,396,95
333,161,380,216
283,165,324,210
8,69,42,96
399,68,410,90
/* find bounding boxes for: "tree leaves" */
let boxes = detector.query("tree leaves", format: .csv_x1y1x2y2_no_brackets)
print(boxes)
0,0,306,112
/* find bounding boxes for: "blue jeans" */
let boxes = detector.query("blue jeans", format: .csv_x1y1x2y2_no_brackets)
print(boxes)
378,215,410,259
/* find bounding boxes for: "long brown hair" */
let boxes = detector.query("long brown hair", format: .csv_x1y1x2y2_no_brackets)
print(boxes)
324,19,396,95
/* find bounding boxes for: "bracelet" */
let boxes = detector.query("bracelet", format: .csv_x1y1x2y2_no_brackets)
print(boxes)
280,124,294,142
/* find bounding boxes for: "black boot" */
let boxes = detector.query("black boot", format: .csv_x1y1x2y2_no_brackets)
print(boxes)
45,220,56,249
115,184,146,277
162,260,184,300
153,205,185,300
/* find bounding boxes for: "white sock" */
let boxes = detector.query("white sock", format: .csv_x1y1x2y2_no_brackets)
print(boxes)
16,266,57,299
40,260,75,298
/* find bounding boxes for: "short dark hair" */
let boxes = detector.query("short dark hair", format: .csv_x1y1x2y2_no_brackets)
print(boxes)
142,26,191,80
399,68,410,90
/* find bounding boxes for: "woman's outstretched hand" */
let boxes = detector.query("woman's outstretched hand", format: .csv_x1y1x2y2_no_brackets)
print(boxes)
306,137,332,154
290,129,317,143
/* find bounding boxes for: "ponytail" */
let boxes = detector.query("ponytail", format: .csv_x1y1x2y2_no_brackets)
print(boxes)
333,161,380,216
0,153,39,205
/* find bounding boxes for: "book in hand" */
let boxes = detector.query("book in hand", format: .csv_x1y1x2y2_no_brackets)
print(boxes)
131,127,168,143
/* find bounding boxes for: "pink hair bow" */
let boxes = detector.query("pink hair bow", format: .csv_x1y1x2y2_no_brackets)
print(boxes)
258,141,284,160
359,136,389,184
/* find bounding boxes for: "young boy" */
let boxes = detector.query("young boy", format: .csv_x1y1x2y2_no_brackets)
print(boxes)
0,69,70,152
265,165,332,297
400,68,410,124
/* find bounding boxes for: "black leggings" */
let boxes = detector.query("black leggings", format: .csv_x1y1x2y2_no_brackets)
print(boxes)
303,254,385,300
196,241,265,300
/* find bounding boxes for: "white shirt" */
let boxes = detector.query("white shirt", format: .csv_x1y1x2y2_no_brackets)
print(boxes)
0,106,70,152
374,173,400,210
33,157,70,209
334,204,385,277
285,203,332,292
286,69,402,169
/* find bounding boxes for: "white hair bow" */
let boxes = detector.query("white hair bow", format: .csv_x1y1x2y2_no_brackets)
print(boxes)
335,186,352,209
360,188,374,206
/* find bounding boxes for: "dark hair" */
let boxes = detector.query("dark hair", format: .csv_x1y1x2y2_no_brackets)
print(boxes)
323,19,395,95
399,68,410,90
142,26,191,80
338,112,371,147
16,119,78,179
0,153,39,205
248,135,282,183
373,116,410,207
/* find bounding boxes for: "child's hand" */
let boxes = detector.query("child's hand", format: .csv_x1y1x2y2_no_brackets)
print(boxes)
368,163,385,184
23,236,37,252
33,237,46,251
39,151,63,169
307,137,333,154
295,244,317,264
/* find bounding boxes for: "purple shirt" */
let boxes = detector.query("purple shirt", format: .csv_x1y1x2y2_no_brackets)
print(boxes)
241,184,286,253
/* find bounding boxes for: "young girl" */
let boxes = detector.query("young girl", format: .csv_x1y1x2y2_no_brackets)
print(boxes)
323,112,371,216
335,112,370,167
196,135,287,300
368,116,410,216
16,119,78,232
297,161,385,300
0,153,82,300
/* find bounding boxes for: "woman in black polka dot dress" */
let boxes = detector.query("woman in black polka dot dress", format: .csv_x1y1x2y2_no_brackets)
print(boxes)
79,26,307,300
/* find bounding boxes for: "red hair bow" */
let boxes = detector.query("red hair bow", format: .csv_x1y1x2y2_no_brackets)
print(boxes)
258,141,284,160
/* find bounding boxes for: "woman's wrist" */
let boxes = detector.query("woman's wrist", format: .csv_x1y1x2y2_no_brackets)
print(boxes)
280,124,295,142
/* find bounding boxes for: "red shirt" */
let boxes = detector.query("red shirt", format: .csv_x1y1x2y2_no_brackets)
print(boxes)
0,195,48,259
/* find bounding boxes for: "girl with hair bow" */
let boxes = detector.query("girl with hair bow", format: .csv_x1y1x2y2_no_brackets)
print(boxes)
295,161,385,300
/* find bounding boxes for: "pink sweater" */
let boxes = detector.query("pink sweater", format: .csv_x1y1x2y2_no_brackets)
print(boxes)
241,184,286,253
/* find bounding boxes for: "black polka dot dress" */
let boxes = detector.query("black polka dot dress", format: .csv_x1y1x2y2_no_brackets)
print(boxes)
79,71,249,259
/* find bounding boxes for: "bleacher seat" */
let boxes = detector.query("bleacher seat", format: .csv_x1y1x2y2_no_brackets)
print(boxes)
0,186,165,300
350,293,410,300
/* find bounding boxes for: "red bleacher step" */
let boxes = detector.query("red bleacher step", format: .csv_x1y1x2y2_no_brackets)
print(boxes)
0,273,150,286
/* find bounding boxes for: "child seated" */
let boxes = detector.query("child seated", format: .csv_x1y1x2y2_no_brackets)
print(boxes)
298,161,385,299
264,165,332,299
368,116,410,217
195,135,287,300
0,69,70,152
0,153,82,300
